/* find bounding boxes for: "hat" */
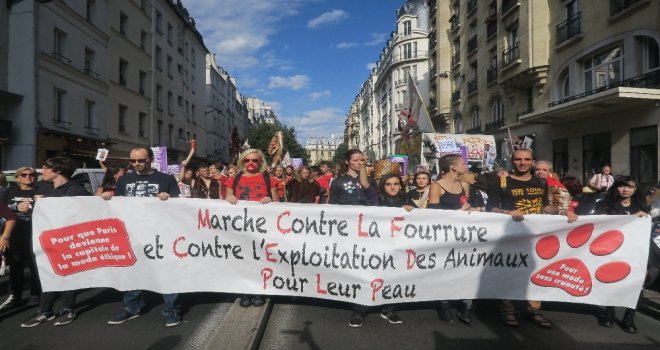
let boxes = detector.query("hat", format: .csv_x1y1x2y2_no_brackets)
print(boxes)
372,160,401,181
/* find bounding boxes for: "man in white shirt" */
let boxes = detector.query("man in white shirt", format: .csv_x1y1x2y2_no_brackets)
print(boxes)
588,165,614,192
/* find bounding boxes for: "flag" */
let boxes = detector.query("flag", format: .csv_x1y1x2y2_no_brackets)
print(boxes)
507,128,524,153
281,152,292,167
241,138,250,151
398,72,435,136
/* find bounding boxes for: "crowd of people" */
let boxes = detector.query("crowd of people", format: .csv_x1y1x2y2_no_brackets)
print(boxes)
0,145,658,332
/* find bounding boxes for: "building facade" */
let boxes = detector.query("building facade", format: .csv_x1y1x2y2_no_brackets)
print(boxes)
305,135,341,165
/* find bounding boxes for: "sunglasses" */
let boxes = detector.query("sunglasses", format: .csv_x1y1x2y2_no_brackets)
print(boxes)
20,173,36,178
129,159,148,164
243,159,260,164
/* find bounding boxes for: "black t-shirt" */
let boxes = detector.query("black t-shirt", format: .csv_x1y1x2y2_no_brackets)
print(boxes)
380,194,406,208
36,180,90,198
486,176,549,214
3,187,36,221
406,189,428,208
328,175,377,206
115,171,180,197
595,199,647,215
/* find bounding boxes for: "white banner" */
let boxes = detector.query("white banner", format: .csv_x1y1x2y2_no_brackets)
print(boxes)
32,197,651,307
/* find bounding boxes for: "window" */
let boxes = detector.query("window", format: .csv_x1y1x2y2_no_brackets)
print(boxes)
583,132,611,184
139,112,146,137
119,12,127,35
630,126,658,188
403,43,412,59
178,95,183,106
86,0,96,22
118,105,127,133
54,88,66,123
167,23,173,44
179,128,184,139
53,28,66,58
471,107,480,128
140,30,147,50
167,55,173,78
155,46,162,70
157,121,163,145
553,138,569,178
583,46,622,92
558,68,570,98
84,48,95,76
167,91,173,112
119,58,128,86
85,100,97,134
156,11,162,34
191,48,196,66
525,86,534,112
454,114,462,133
156,85,162,109
403,20,412,36
491,96,503,122
168,124,173,146
139,70,146,95
643,37,660,71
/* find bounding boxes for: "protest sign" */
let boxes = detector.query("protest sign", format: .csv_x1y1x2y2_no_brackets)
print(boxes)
32,198,650,308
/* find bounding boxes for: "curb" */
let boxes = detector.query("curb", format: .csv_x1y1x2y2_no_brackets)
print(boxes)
204,297,273,350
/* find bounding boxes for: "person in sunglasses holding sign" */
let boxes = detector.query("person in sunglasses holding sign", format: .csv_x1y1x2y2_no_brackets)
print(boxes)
225,148,279,307
103,146,182,327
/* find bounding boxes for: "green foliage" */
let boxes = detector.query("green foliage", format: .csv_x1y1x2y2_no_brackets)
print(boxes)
246,123,310,165
332,142,348,166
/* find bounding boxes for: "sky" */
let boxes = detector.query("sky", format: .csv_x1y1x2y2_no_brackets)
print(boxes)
183,0,408,144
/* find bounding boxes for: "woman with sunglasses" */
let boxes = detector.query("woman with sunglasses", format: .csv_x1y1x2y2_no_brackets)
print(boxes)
225,149,279,307
595,176,649,333
0,168,26,312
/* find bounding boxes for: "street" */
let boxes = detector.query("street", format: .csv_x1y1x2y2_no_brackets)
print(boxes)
0,275,235,350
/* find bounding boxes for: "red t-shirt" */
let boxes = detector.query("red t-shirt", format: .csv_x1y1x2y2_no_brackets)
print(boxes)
316,173,333,190
227,173,276,201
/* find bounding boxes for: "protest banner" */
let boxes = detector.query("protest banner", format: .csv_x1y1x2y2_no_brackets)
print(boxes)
32,197,650,308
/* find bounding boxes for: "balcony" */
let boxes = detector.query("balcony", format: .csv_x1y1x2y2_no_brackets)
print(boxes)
83,68,100,79
485,119,504,132
501,0,520,17
450,15,460,32
451,89,461,104
556,12,581,46
451,52,461,67
486,21,497,39
521,70,660,124
51,52,72,64
467,77,478,95
467,0,477,15
467,35,477,55
465,125,481,134
487,65,497,84
502,41,520,67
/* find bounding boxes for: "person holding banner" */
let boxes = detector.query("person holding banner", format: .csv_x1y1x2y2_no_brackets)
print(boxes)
405,171,431,209
486,149,577,329
428,154,473,325
225,149,279,307
595,176,649,333
105,146,182,327
22,157,90,327
286,166,321,204
190,163,221,199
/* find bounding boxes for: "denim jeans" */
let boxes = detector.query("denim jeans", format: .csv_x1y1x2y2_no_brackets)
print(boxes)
122,290,180,315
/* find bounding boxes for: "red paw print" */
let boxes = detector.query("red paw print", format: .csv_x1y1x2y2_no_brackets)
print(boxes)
530,223,631,297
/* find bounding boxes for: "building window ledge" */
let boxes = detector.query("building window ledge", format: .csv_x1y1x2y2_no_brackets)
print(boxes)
501,59,521,72
555,34,583,50
608,0,650,23
501,1,520,20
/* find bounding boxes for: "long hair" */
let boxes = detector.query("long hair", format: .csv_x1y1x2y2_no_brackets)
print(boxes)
378,173,405,199
339,149,363,175
236,149,268,173
101,165,127,191
295,165,312,183
561,176,583,198
606,176,649,213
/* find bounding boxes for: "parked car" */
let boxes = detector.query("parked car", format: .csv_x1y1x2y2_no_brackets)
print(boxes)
71,168,106,195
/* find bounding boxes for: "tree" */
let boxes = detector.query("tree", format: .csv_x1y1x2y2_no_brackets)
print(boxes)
246,123,310,165
332,142,348,167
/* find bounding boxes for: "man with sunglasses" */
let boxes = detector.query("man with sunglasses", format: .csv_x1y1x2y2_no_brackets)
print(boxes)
105,145,182,327
1,167,41,312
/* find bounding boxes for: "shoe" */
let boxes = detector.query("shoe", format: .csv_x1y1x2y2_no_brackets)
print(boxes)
438,302,455,325
598,306,615,327
53,310,76,326
526,311,552,329
108,310,140,325
27,295,40,307
165,312,181,327
348,312,364,328
621,308,637,333
457,303,473,325
239,295,252,307
0,295,17,311
380,309,403,324
21,312,55,328
252,295,266,307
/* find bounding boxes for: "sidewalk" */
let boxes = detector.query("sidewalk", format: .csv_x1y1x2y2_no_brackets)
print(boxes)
640,288,660,319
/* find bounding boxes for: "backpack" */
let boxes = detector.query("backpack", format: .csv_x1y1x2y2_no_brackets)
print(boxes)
232,171,272,198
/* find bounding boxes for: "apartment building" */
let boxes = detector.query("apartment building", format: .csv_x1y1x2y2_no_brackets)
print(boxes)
0,3,22,166
305,135,341,165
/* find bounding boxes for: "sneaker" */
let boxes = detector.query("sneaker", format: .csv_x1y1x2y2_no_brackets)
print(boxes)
0,295,15,311
21,313,55,328
239,295,252,307
380,310,403,324
53,310,76,326
252,295,266,307
438,302,455,325
108,310,140,325
165,312,181,327
348,312,364,328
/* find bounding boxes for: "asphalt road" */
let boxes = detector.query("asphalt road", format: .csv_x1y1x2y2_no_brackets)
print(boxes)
0,276,235,350
259,297,660,350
